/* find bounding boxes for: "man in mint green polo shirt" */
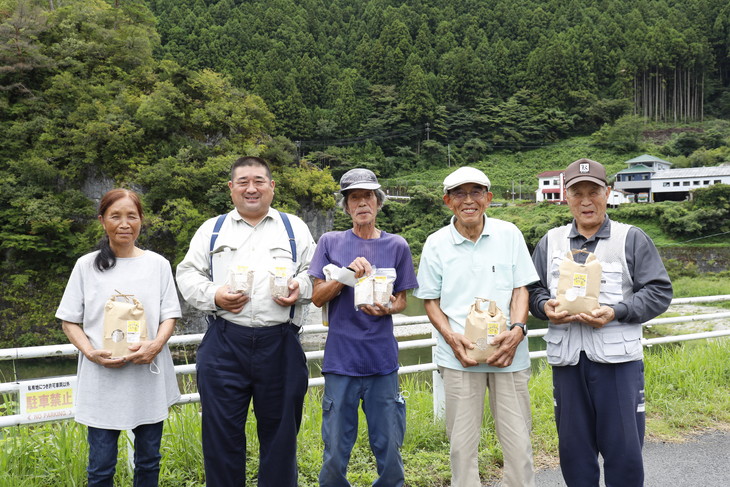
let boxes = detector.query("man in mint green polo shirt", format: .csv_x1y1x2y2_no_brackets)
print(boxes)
414,166,538,487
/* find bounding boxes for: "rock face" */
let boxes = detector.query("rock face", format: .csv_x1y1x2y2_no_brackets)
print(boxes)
299,202,333,241
659,246,730,273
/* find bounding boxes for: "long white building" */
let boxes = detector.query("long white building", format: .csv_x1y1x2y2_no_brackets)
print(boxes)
650,165,730,201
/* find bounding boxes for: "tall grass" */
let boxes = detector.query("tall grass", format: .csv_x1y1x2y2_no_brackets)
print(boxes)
645,340,730,438
2,338,729,486
671,274,730,299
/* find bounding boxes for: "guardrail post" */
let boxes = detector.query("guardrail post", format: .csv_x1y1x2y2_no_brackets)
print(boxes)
432,328,445,420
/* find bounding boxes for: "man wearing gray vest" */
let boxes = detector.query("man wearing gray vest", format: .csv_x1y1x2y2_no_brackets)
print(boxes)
528,158,672,487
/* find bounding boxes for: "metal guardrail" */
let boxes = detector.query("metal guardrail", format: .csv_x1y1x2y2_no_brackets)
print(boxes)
1,295,729,427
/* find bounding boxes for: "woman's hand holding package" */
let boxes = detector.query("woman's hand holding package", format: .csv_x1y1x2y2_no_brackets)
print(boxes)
124,339,163,364
87,348,126,368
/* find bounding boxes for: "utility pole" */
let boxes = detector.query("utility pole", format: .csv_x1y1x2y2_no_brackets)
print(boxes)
425,122,430,141
447,144,451,167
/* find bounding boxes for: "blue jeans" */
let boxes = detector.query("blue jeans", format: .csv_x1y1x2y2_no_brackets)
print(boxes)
319,372,406,487
87,422,164,487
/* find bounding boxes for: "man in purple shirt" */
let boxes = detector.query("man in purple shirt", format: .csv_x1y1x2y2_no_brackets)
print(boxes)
309,168,418,487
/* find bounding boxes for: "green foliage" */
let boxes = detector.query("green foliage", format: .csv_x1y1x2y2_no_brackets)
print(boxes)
660,121,730,159
663,259,700,280
273,163,338,214
0,0,335,347
651,185,730,239
144,0,730,159
645,340,730,436
591,114,645,152
0,272,69,347
2,0,730,348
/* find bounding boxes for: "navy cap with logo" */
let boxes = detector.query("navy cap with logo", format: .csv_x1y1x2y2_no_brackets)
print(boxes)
564,158,607,189
339,168,381,193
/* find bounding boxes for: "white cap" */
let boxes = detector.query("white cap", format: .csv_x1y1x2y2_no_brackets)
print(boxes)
443,167,491,193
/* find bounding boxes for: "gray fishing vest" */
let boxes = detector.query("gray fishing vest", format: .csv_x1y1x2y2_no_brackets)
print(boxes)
544,221,642,366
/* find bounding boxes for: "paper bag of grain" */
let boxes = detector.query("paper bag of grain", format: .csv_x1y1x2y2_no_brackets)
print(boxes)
464,298,506,363
555,250,602,315
102,293,148,359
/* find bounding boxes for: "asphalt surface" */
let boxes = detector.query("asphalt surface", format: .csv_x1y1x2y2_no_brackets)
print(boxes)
487,429,730,486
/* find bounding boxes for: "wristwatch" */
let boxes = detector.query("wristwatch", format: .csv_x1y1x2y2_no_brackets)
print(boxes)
508,322,528,336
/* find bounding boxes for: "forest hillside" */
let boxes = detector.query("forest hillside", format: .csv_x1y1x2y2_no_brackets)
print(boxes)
1,0,729,346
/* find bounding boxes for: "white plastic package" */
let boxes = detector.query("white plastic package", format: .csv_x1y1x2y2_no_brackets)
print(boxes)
373,268,396,308
354,267,397,310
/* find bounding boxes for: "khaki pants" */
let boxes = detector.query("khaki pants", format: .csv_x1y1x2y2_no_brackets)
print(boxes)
441,367,535,487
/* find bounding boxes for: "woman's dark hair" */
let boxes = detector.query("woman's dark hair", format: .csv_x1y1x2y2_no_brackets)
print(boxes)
94,189,144,272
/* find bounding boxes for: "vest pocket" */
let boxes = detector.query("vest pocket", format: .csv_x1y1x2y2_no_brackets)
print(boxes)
544,327,570,365
598,326,642,358
601,331,626,356
599,262,624,305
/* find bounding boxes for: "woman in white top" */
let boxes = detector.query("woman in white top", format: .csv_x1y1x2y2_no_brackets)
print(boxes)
56,189,181,487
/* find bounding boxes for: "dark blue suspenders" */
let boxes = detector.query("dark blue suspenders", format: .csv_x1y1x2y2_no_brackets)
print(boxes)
209,211,297,321
209,214,228,281
277,211,297,321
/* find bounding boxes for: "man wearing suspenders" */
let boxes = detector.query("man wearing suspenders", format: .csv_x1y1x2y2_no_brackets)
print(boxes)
177,156,315,486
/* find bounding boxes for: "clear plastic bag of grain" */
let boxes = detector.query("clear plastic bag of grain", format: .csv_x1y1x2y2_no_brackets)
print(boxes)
228,265,254,295
269,264,293,299
373,268,397,308
354,273,374,309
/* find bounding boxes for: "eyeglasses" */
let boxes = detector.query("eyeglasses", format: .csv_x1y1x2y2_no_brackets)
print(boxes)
233,178,269,188
449,189,488,201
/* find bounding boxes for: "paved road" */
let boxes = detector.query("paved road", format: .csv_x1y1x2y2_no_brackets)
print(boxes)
487,430,730,486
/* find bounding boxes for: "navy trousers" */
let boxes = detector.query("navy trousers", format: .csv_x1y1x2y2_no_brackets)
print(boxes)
553,352,645,487
196,317,309,487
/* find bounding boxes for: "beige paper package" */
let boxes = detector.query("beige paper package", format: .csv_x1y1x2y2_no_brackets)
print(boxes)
102,293,148,359
464,298,507,363
555,250,602,315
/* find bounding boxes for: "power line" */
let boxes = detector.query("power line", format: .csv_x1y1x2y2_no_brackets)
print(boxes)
659,230,730,246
